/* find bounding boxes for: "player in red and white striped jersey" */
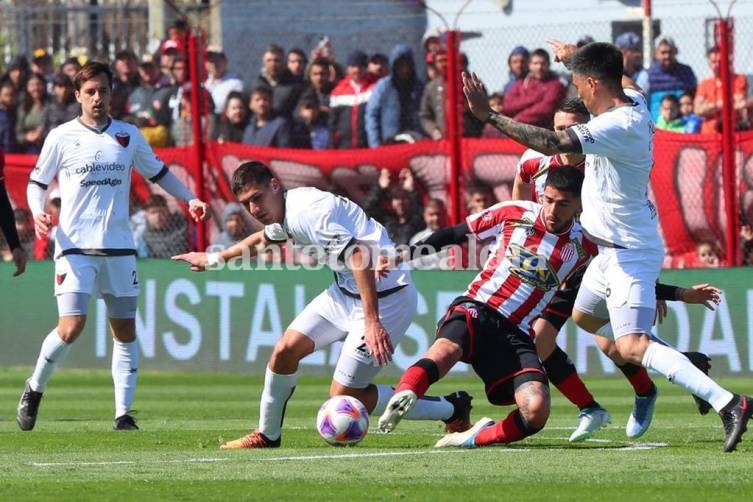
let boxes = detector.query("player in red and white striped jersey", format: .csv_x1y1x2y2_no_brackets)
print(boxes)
378,166,596,447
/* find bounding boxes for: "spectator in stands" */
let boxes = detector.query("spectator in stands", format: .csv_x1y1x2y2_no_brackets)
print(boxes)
366,44,424,147
368,53,389,80
409,198,448,270
328,50,377,149
15,72,49,154
42,74,79,138
242,85,291,147
137,194,189,259
466,183,495,215
127,61,173,148
422,34,442,81
362,168,424,245
111,50,141,120
253,44,304,119
291,96,328,149
410,198,446,244
204,49,245,115
420,50,481,140
309,36,345,83
1,55,30,93
694,46,749,134
159,44,182,85
656,94,685,132
0,80,18,152
482,92,505,138
679,91,702,133
502,46,529,94
170,84,215,146
502,48,565,130
167,57,190,125
741,225,753,266
286,48,307,82
615,32,649,92
300,58,333,123
695,240,721,268
647,36,697,120
59,57,82,82
215,91,249,143
31,51,56,92
212,202,250,248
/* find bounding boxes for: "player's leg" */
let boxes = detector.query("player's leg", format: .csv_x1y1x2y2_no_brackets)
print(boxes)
377,295,469,433
533,317,609,442
17,255,96,431
221,287,344,449
104,296,139,430
436,320,549,448
101,256,141,430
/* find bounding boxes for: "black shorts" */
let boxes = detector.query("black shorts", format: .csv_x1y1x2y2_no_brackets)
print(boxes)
541,266,586,331
436,296,547,406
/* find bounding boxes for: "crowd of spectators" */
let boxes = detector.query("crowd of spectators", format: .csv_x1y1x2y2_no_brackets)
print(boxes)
3,23,752,266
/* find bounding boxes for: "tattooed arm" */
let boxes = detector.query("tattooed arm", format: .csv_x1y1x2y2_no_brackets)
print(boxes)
462,72,582,156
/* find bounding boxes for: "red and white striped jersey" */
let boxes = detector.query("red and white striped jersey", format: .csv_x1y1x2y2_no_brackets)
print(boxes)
464,200,598,334
517,151,585,203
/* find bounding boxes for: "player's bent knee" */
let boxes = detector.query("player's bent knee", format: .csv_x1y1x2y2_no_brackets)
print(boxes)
270,330,315,368
57,316,87,343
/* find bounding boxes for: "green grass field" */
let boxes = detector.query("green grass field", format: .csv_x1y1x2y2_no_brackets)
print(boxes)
1,368,751,501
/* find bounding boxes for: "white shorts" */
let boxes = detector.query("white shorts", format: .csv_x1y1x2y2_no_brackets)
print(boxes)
288,282,417,389
54,254,139,298
574,246,662,338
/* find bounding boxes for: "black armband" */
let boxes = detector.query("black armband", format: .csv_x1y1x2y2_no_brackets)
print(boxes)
656,282,680,301
409,222,471,258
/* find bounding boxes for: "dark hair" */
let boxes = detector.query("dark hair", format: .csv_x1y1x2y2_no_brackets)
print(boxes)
424,198,446,211
287,48,307,62
250,85,273,99
114,50,138,63
544,166,584,197
264,44,284,58
707,45,720,57
369,53,388,65
231,161,275,195
145,194,168,209
531,48,550,64
661,93,679,105
73,61,113,90
557,97,589,119
568,42,623,90
224,90,248,110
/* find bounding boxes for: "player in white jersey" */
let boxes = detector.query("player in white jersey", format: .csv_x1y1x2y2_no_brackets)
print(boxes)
16,61,209,432
173,161,473,448
463,41,751,452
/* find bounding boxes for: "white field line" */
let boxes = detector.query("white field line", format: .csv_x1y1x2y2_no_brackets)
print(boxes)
27,439,668,468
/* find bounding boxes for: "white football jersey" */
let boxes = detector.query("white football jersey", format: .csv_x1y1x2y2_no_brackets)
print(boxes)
570,88,661,250
264,187,411,295
30,118,165,256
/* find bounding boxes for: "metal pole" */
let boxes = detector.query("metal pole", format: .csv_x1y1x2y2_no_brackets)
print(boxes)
718,18,739,266
642,0,653,70
188,33,207,252
445,29,462,226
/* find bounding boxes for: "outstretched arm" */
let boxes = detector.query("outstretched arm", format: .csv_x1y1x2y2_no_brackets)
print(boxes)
172,229,269,271
463,72,582,155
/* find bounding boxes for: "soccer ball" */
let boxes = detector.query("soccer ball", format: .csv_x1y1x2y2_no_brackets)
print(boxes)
316,395,369,446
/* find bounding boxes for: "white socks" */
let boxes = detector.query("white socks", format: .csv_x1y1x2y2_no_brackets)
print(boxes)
373,384,454,421
258,366,299,440
642,342,734,411
29,329,71,392
112,340,139,418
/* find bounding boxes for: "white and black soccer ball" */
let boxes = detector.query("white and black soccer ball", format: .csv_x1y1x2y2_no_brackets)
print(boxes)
316,395,369,446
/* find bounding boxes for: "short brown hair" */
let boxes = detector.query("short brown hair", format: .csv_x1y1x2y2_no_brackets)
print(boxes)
73,61,113,90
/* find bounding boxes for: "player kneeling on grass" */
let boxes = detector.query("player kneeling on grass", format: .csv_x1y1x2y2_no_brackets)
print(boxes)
379,166,597,447
17,61,209,432
173,161,472,448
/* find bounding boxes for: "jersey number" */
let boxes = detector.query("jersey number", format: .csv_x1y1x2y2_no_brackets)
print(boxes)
132,270,138,286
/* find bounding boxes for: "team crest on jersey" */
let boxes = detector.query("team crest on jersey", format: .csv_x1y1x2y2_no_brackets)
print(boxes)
559,242,576,263
56,273,67,285
506,243,560,291
115,132,130,147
